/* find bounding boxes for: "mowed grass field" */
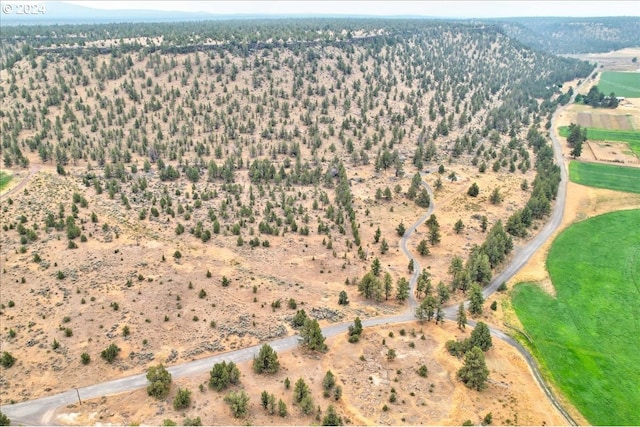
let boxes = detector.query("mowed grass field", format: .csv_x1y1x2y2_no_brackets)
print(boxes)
0,170,12,192
597,71,640,98
512,209,640,426
559,126,640,157
569,161,640,194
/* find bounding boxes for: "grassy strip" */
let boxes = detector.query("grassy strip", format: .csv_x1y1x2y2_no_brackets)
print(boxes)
569,161,640,194
596,71,640,98
559,126,640,156
512,210,640,426
0,171,12,192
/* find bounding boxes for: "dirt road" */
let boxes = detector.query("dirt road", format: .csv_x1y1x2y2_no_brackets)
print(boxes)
1,74,594,424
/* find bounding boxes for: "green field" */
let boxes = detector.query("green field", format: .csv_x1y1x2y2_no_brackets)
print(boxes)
512,209,640,426
569,161,640,194
597,71,640,98
0,171,12,192
559,126,640,157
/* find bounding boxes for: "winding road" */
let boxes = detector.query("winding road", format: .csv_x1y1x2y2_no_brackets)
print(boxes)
1,77,591,425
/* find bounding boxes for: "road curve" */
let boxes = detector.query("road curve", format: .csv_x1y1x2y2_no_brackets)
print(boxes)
1,79,590,424
0,165,40,201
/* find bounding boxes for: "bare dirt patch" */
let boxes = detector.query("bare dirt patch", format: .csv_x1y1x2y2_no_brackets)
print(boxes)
565,47,640,72
556,103,640,165
51,320,568,426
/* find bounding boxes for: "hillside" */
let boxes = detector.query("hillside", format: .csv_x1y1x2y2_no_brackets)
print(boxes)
492,16,640,54
0,19,592,424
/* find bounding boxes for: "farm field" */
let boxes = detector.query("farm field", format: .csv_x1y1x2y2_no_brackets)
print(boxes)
559,126,640,156
597,71,640,98
512,209,640,426
569,161,640,194
0,171,11,192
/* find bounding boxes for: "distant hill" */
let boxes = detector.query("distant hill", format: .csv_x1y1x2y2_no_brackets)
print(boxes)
488,17,640,54
0,2,440,26
0,2,220,25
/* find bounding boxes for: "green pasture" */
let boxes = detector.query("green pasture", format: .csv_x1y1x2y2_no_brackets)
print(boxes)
0,171,12,192
558,126,640,157
596,71,640,98
569,161,640,194
512,209,640,426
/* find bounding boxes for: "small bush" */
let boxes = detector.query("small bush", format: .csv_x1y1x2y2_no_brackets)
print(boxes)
101,343,120,363
81,352,91,365
417,364,428,377
0,352,16,368
173,388,192,410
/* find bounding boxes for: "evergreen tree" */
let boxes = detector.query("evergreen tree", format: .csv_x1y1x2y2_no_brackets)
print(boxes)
457,346,490,391
457,303,467,330
293,378,311,403
396,277,410,302
146,364,172,399
300,318,327,352
322,405,343,426
384,272,393,300
469,321,493,351
253,343,280,374
469,284,484,315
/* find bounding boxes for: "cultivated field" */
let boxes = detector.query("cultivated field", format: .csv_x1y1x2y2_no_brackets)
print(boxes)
596,71,640,98
576,111,633,129
569,161,640,194
512,209,640,426
559,126,640,158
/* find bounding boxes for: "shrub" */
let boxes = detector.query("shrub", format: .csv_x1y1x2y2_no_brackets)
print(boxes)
147,364,172,399
173,388,192,410
101,343,120,363
417,365,428,377
182,416,202,426
483,412,493,425
467,182,480,197
209,361,240,391
0,411,10,426
81,352,91,365
0,352,16,368
224,391,250,418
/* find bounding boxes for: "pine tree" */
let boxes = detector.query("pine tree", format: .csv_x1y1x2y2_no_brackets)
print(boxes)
253,343,280,374
396,277,410,302
457,303,467,330
469,321,492,351
300,318,327,352
457,346,489,391
469,284,484,315
322,404,343,426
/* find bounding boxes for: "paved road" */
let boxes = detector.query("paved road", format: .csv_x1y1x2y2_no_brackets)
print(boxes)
2,78,591,424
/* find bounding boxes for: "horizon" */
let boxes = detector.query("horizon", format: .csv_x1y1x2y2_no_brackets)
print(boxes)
0,0,636,21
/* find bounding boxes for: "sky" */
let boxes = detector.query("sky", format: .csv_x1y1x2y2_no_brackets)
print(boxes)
63,1,636,18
